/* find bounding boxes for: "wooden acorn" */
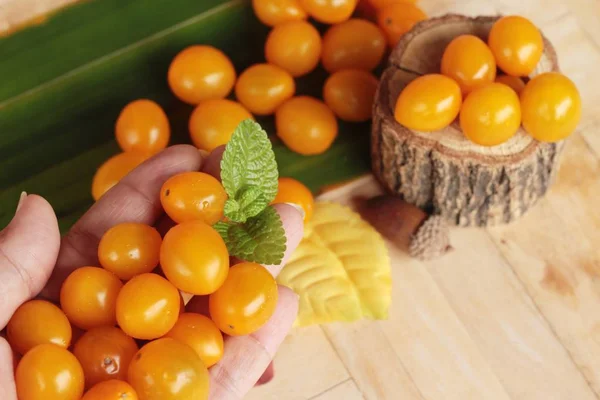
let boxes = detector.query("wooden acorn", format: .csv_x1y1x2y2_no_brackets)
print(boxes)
371,15,563,227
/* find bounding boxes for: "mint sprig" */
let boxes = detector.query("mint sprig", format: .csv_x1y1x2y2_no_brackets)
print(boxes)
217,119,286,265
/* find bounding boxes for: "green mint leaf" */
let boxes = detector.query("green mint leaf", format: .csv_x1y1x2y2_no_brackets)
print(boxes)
220,119,279,207
215,206,286,265
223,186,269,223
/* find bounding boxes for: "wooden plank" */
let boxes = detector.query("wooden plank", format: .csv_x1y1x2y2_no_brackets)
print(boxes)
311,379,364,400
246,326,349,400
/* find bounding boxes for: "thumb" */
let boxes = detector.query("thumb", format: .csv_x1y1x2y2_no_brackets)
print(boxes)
0,193,61,328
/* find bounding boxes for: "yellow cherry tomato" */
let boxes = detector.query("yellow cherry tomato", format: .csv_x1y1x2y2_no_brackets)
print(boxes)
163,313,224,368
160,220,230,295
189,99,253,152
115,99,170,154
82,380,138,400
235,63,296,115
495,75,526,94
369,0,416,9
128,338,209,400
168,45,236,105
7,300,72,355
300,0,356,24
16,344,84,400
92,152,148,201
272,177,314,221
322,19,386,73
209,262,278,336
394,74,462,132
377,2,426,47
252,0,307,26
60,266,123,330
488,16,543,77
265,20,322,77
441,35,496,94
460,83,521,146
323,69,378,122
160,172,227,225
116,273,181,340
520,72,581,142
276,96,338,155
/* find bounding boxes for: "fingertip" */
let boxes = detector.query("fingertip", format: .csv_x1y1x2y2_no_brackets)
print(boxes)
266,204,304,276
0,337,17,400
202,145,225,180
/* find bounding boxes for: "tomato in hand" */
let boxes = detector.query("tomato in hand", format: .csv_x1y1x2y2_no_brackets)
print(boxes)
441,35,496,94
377,2,426,47
82,380,138,400
460,83,521,146
60,266,123,330
73,326,139,388
495,75,526,94
115,99,170,154
164,313,224,368
92,152,148,200
265,21,322,77
98,222,162,281
16,344,84,400
321,19,386,73
276,96,338,155
394,74,462,132
209,262,278,336
160,172,227,225
168,45,236,105
300,0,356,24
235,63,295,115
520,72,581,142
272,177,314,222
369,0,417,9
128,338,209,400
116,273,181,340
7,299,72,355
160,220,229,295
252,0,307,26
323,69,378,122
189,99,253,152
488,16,543,77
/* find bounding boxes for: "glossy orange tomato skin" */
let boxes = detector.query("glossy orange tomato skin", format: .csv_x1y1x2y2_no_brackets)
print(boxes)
323,69,378,122
265,21,322,77
276,96,338,155
495,75,526,94
395,74,462,132
116,273,180,340
209,262,278,336
92,152,148,200
60,266,123,330
7,300,72,355
160,220,230,295
520,72,581,142
160,172,227,225
488,16,543,77
115,99,170,154
300,0,356,24
189,99,253,152
16,344,84,400
82,380,138,400
272,177,315,222
235,63,296,115
369,0,416,9
322,19,386,73
377,2,426,47
252,0,307,26
460,83,522,146
128,338,209,400
441,35,497,94
163,313,224,368
98,223,162,281
73,326,139,388
168,46,236,105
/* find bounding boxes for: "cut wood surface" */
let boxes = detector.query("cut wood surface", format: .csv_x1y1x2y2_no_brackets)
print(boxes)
3,0,600,399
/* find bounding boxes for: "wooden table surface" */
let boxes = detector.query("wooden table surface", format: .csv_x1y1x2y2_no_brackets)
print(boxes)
3,0,600,399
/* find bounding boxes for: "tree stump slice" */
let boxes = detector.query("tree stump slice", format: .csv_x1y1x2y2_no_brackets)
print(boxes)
371,14,564,227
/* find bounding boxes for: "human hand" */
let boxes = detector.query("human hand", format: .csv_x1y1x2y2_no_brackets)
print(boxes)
0,145,303,399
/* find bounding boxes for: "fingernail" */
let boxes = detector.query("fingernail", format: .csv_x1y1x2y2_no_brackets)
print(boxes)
16,191,27,213
283,202,305,220
198,149,209,158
